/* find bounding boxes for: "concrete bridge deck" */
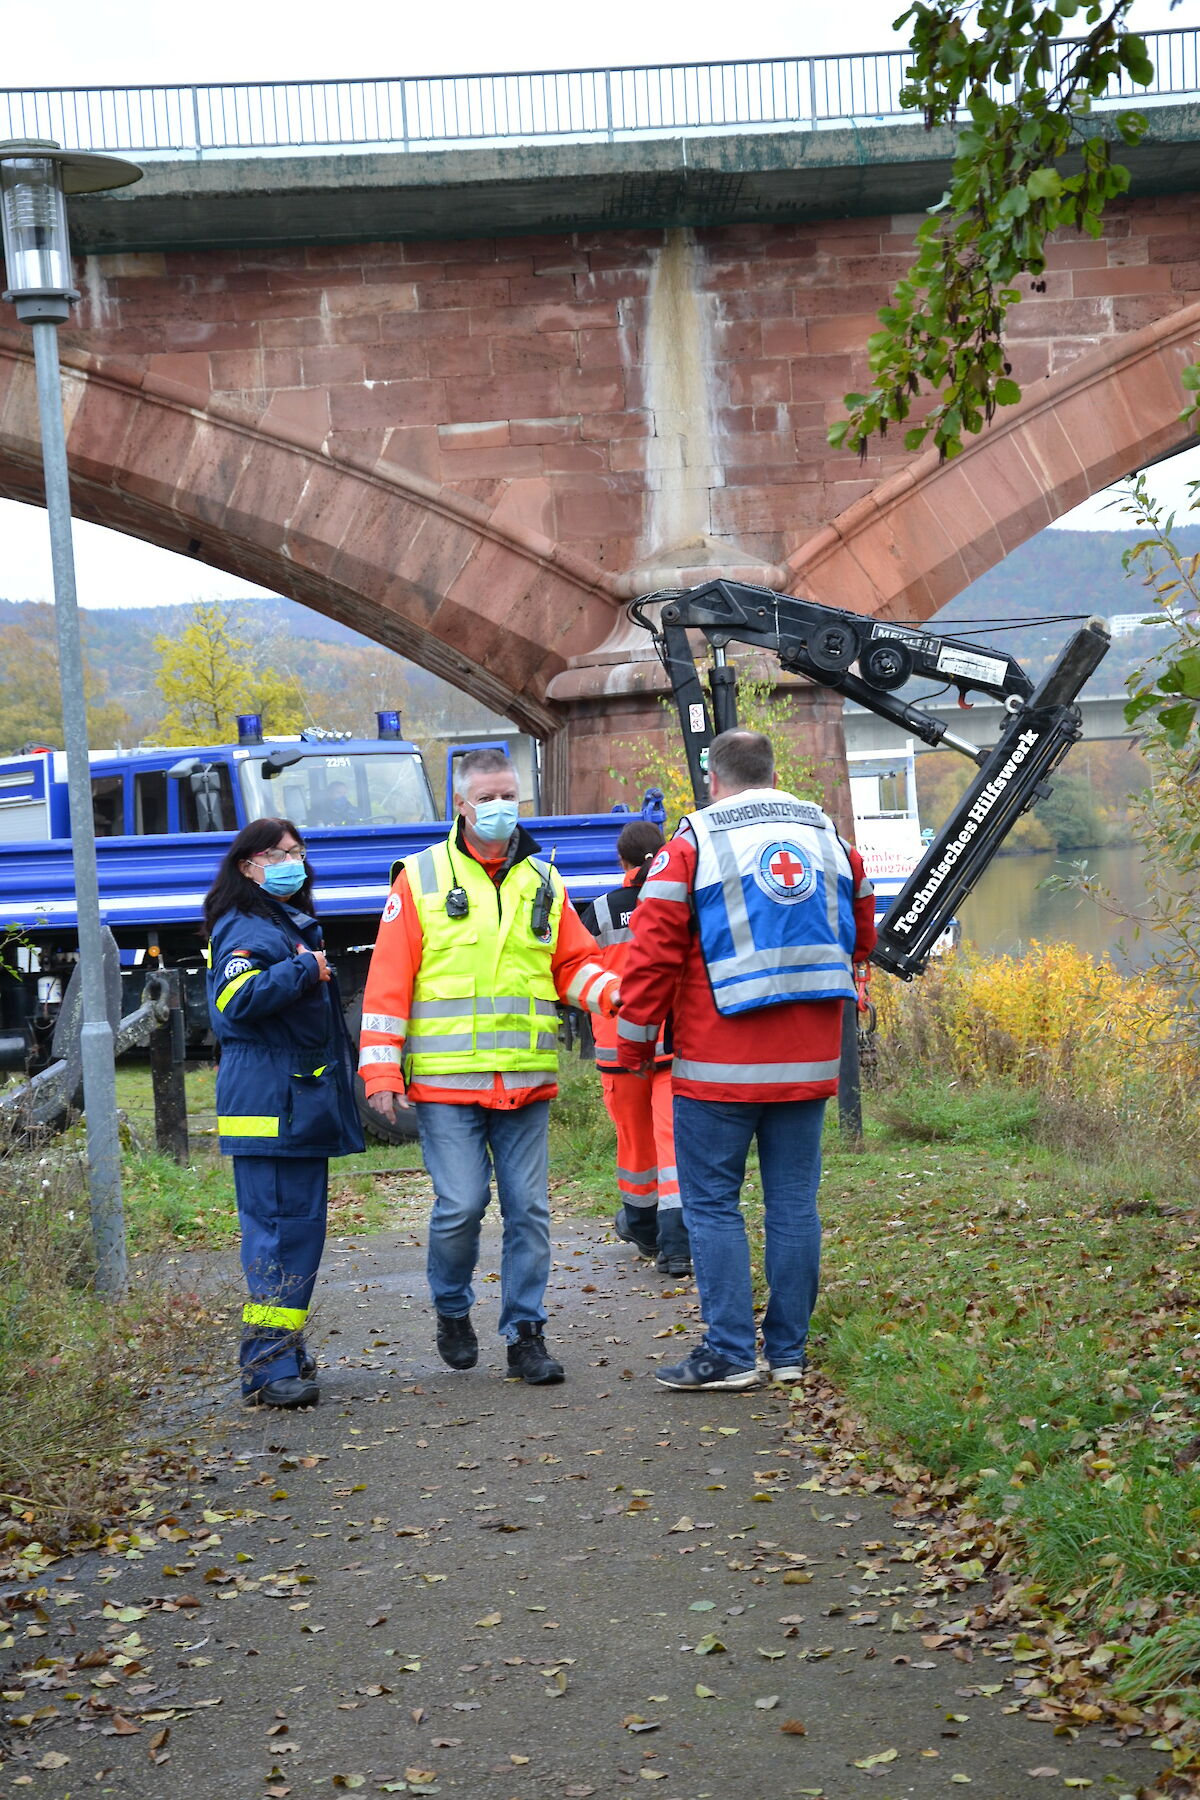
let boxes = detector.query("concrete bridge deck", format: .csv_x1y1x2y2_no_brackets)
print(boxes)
58,103,1200,253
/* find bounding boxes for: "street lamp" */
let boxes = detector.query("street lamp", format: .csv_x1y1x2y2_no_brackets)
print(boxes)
0,139,141,1297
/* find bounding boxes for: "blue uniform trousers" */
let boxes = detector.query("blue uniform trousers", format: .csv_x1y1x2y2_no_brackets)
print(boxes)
234,1155,328,1394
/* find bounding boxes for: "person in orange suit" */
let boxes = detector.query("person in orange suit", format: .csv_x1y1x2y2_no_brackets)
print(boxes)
579,820,692,1279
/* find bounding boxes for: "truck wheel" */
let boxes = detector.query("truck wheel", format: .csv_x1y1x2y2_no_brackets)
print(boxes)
341,990,419,1146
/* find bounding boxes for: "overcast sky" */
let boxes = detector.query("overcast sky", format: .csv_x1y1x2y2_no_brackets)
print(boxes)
2,0,1196,608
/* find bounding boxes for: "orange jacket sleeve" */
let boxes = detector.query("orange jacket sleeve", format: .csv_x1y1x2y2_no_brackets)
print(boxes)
552,897,621,1016
358,870,423,1097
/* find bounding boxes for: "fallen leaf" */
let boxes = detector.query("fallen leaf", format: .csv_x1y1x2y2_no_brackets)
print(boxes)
693,1633,726,1655
36,1753,70,1770
331,1778,366,1791
668,1517,695,1533
780,1719,808,1736
755,1695,780,1710
107,1714,142,1736
474,1612,502,1628
1025,1771,1059,1781
694,1684,717,1699
689,1600,716,1612
854,1749,898,1769
404,1769,436,1785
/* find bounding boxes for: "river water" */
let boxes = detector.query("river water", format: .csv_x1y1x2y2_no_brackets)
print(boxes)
954,844,1154,967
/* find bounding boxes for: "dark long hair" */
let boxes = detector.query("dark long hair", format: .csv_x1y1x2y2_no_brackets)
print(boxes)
202,817,314,940
617,819,665,897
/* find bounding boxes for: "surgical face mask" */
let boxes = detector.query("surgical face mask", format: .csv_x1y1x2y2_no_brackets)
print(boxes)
262,859,308,898
469,797,519,844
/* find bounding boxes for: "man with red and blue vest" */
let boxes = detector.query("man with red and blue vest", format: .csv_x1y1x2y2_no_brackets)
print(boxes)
616,729,876,1391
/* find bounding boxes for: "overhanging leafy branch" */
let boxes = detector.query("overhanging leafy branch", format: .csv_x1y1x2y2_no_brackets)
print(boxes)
829,0,1153,462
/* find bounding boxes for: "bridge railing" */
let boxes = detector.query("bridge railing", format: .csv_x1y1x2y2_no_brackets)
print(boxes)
2,31,1198,160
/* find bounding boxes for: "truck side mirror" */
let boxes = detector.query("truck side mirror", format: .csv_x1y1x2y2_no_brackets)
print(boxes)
166,757,201,780
261,749,303,781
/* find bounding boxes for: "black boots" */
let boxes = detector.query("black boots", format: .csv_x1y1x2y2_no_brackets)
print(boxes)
436,1311,480,1370
655,1209,693,1278
245,1376,319,1409
614,1204,658,1259
506,1322,564,1385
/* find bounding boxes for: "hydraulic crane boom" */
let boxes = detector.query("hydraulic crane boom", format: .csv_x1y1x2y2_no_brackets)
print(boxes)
628,581,1111,981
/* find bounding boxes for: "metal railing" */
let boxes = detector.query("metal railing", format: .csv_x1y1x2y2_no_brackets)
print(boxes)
2,30,1197,162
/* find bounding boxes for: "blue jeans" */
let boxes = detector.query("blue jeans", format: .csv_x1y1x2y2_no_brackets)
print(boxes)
673,1095,826,1370
416,1100,552,1340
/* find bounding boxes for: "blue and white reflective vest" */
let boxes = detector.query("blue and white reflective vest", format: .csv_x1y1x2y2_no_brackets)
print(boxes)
684,788,858,1015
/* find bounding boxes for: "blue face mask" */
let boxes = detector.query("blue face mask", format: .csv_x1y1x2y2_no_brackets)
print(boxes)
470,798,519,844
262,859,308,899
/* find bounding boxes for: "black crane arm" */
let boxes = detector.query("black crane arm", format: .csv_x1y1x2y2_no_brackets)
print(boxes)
628,580,1111,981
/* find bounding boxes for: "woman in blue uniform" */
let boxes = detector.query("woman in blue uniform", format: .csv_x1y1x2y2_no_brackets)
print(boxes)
203,817,364,1408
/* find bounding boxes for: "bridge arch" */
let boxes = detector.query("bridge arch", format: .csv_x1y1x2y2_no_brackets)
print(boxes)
0,341,623,740
788,304,1200,619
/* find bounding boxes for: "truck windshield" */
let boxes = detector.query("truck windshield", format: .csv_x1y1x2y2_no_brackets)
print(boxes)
238,751,436,830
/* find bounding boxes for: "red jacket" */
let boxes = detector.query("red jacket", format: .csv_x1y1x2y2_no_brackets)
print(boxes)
616,824,876,1104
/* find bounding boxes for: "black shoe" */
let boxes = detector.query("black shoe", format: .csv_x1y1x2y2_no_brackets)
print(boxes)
506,1322,564,1385
299,1342,317,1381
614,1206,657,1259
656,1250,693,1278
244,1376,320,1409
436,1311,479,1370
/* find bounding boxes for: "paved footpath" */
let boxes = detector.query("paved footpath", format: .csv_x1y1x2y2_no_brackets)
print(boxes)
0,1188,1164,1800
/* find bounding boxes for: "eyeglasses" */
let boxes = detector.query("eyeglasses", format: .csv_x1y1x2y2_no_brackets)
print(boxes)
255,846,306,864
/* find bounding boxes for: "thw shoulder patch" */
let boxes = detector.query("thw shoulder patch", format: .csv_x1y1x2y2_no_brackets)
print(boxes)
222,955,255,981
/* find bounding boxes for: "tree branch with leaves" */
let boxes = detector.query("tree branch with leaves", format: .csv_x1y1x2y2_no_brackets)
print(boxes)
830,0,1155,462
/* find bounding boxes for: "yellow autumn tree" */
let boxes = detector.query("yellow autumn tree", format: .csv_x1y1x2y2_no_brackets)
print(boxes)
152,601,307,745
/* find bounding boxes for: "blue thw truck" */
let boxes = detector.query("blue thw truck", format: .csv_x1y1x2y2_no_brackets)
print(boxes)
0,710,659,1142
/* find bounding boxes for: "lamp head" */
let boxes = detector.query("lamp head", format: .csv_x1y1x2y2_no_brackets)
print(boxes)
0,140,141,321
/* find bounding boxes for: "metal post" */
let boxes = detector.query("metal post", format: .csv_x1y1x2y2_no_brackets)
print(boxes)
149,968,189,1164
837,998,863,1146
31,318,127,1295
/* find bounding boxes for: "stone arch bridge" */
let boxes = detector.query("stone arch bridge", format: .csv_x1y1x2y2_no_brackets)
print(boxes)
2,113,1199,816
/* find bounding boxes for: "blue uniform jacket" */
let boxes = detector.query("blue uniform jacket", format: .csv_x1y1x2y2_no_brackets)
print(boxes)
207,900,366,1159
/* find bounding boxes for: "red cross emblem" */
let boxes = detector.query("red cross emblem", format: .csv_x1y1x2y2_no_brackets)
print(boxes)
769,848,806,888
756,839,815,902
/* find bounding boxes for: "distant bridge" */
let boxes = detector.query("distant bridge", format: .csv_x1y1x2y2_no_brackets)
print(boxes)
843,693,1135,757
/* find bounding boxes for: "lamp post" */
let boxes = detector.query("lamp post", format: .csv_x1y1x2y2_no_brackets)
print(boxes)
0,139,141,1297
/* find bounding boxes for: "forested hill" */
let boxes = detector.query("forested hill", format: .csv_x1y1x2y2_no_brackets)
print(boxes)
0,522,1191,743
934,525,1200,689
0,595,500,745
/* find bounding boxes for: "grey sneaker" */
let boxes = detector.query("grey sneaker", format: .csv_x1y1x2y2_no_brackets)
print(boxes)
655,1346,761,1391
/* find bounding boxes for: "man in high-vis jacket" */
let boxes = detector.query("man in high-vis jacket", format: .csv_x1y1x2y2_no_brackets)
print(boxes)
359,749,619,1385
617,729,877,1392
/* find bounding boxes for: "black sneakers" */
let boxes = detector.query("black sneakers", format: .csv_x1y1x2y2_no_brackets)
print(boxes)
436,1311,479,1370
506,1322,564,1385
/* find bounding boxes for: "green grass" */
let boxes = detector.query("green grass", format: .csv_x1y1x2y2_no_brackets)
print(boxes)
545,1051,1200,1640
805,1090,1200,1624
